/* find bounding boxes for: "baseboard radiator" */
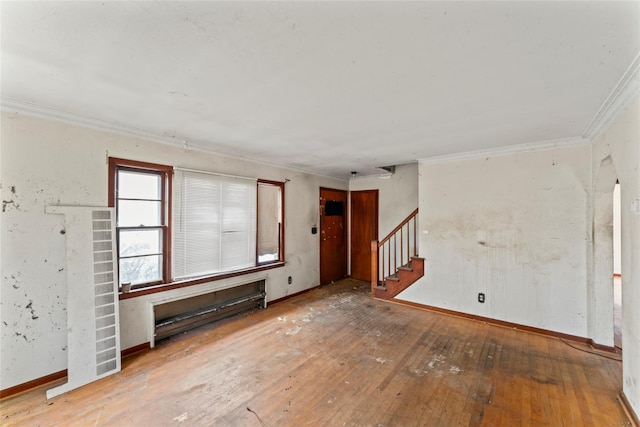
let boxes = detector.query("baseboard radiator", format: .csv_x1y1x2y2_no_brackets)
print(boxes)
154,280,266,341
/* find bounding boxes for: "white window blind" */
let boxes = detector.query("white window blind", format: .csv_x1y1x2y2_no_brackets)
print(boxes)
173,169,257,280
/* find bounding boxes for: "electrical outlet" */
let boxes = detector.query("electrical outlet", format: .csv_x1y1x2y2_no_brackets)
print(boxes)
288,276,292,285
478,293,485,303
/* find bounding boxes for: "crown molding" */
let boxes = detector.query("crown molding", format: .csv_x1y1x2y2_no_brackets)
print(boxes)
0,97,347,182
0,97,180,146
418,136,590,166
583,52,640,139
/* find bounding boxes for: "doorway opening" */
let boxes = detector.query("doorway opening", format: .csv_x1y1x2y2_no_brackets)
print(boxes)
613,181,621,350
592,155,619,351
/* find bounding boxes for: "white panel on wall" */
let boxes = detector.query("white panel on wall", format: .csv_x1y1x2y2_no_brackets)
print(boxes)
45,206,121,399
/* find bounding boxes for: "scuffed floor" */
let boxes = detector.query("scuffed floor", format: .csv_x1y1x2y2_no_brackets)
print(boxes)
1,279,630,426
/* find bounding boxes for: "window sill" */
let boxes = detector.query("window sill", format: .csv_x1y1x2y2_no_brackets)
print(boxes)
118,261,285,300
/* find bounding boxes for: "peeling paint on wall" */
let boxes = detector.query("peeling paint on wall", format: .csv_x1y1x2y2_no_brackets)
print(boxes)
399,145,591,337
25,301,39,320
1,212,67,389
1,111,347,390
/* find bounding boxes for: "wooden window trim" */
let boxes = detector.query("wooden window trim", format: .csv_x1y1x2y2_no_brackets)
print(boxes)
257,179,285,265
110,159,287,297
108,157,173,287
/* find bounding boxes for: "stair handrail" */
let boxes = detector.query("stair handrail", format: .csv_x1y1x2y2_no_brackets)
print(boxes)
378,208,419,246
371,208,419,290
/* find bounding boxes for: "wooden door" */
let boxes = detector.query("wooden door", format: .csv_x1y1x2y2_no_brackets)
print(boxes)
350,190,378,281
320,188,347,285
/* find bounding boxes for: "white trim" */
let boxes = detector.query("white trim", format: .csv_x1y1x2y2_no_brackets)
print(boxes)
1,97,173,145
583,53,640,139
0,97,347,183
418,137,590,165
147,301,156,349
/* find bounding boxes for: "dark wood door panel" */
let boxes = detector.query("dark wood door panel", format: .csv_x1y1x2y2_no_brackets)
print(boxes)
350,190,378,281
320,188,347,285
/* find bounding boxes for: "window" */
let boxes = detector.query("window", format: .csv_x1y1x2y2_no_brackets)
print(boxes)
109,158,172,289
173,169,257,280
257,180,284,264
109,158,284,293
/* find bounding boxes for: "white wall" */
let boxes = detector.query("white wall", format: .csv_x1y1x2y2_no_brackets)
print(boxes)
398,144,592,337
349,163,419,239
0,111,346,390
591,95,640,417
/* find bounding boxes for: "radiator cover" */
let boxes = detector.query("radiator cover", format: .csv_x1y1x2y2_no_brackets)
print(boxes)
153,280,266,342
45,206,121,399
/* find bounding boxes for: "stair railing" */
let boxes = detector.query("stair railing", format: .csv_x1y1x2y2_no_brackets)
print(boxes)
371,208,419,289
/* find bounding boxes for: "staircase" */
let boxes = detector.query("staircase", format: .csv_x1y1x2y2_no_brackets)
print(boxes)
371,208,424,299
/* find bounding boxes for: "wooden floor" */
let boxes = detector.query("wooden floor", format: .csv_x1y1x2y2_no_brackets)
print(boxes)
1,279,630,426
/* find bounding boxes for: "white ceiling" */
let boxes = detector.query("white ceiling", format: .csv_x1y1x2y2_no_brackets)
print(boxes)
2,1,639,179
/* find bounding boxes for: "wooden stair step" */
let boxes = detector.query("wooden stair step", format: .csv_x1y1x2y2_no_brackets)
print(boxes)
373,257,425,300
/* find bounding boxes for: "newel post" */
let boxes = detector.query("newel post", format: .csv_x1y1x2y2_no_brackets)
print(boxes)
371,240,379,295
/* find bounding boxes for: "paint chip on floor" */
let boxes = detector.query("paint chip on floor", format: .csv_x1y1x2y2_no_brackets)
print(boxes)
173,412,188,422
286,326,302,336
364,355,391,364
428,354,446,369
